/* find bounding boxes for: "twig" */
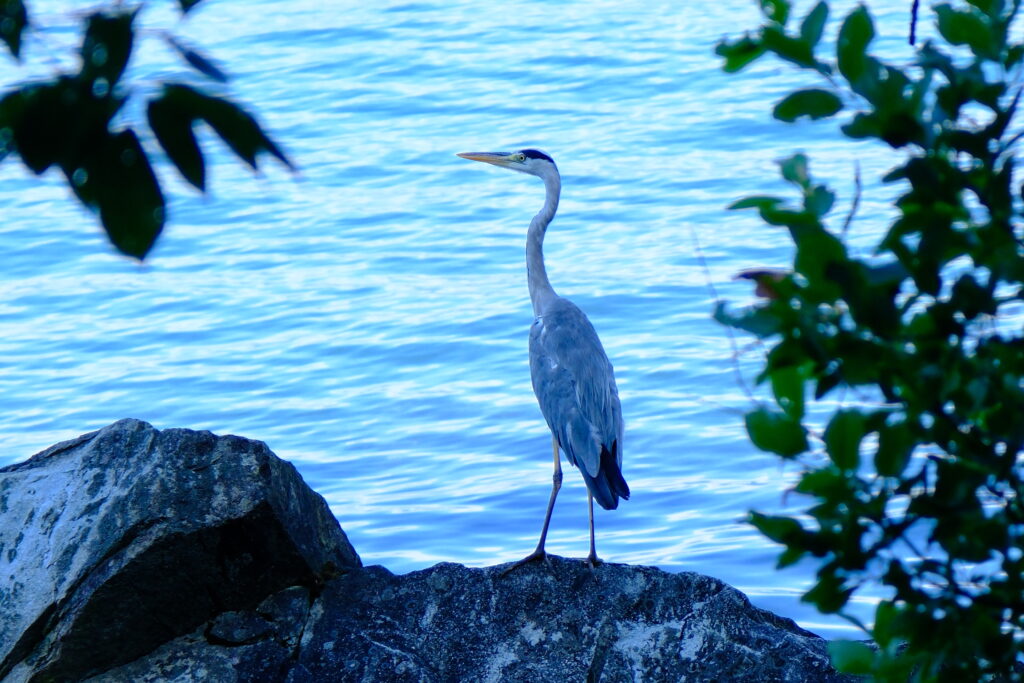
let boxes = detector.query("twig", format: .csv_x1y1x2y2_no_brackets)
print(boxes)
910,0,920,46
841,161,861,239
690,225,757,402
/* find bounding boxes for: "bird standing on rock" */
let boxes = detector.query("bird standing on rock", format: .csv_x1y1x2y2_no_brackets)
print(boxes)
457,149,630,571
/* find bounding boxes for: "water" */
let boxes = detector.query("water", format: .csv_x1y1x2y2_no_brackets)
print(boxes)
1,0,917,639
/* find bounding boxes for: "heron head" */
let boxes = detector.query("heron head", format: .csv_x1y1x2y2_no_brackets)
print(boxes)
457,149,557,179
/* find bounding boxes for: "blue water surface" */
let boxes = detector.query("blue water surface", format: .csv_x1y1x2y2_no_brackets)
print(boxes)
1,0,920,638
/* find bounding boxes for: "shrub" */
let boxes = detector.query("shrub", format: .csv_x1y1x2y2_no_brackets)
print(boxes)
717,1,1024,679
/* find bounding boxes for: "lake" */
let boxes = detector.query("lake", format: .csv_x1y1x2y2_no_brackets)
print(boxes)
0,0,918,638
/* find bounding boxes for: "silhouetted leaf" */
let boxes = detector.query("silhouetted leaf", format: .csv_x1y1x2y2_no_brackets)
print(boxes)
773,88,843,122
745,406,808,456
66,129,165,259
6,80,86,174
0,0,28,59
2,74,125,177
80,10,136,88
147,93,205,190
160,83,294,171
164,34,228,82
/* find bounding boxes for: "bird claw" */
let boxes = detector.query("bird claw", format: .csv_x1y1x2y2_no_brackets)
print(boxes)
585,554,603,570
500,549,549,576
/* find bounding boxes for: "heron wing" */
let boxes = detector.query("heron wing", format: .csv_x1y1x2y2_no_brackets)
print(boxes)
528,297,623,480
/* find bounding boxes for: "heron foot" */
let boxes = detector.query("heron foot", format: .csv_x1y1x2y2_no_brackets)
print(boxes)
585,553,603,570
500,549,549,576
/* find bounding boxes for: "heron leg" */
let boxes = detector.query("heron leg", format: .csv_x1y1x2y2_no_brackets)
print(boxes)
586,490,602,569
501,435,562,575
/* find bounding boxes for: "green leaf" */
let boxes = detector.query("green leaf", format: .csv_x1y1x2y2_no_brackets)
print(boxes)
872,599,898,647
799,2,828,47
824,409,866,471
713,301,782,337
0,0,28,59
828,640,875,675
804,571,852,612
769,364,805,420
728,195,784,211
934,4,996,59
715,35,766,73
837,6,876,96
760,0,790,25
779,153,809,188
841,112,881,140
793,228,846,299
796,466,848,500
1006,44,1024,68
805,185,835,216
745,406,808,457
147,94,205,191
814,367,841,399
773,88,843,122
762,25,819,70
966,0,995,11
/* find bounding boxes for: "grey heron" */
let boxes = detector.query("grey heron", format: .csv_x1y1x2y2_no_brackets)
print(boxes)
456,149,630,570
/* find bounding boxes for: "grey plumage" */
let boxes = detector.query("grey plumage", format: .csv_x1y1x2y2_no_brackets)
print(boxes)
529,297,628,510
457,148,629,568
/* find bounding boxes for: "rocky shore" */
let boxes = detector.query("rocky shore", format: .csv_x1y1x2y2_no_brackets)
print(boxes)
0,419,854,682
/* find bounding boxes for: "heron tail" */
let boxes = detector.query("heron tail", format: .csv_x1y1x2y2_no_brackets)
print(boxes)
584,440,630,511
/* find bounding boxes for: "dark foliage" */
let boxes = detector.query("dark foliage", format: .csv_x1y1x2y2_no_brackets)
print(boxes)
0,1,293,259
717,1,1024,680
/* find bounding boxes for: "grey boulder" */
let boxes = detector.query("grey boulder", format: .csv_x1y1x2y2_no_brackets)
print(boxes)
0,418,359,682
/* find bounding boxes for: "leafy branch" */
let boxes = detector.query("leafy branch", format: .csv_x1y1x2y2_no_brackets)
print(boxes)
718,1,1024,679
0,0,294,259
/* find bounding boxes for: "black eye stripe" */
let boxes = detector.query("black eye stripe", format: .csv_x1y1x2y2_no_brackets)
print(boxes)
520,149,553,163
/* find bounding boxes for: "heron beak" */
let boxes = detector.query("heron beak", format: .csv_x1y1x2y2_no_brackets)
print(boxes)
457,151,517,168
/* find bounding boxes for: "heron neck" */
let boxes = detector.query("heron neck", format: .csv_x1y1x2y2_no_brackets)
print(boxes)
527,173,560,317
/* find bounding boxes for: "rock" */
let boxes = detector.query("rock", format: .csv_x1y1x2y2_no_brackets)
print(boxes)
1,421,856,682
90,559,851,683
295,559,849,682
0,419,359,683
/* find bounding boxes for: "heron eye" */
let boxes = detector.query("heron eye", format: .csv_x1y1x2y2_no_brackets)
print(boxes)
515,153,526,162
